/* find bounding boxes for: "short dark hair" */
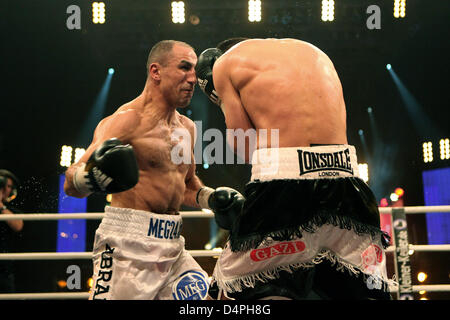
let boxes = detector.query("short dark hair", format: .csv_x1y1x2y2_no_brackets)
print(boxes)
146,40,194,74
0,169,20,188
216,38,249,53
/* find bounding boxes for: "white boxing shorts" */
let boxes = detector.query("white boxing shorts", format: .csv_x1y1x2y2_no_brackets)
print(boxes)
89,206,209,300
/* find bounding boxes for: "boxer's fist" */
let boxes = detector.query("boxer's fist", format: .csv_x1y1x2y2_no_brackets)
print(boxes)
197,186,245,230
195,48,223,106
73,138,139,196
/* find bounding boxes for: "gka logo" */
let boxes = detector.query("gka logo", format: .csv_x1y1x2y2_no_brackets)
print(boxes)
172,271,208,300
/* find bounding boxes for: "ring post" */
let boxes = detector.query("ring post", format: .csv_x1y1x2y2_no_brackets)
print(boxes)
392,208,414,300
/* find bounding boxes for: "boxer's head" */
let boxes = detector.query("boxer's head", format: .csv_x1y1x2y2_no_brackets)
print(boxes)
146,40,197,108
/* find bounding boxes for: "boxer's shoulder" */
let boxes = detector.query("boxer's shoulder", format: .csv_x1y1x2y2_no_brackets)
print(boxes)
95,105,141,141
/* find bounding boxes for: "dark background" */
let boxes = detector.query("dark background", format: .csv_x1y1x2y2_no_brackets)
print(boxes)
1,0,449,299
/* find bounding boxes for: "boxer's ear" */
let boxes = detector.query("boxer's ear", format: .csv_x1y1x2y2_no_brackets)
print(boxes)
149,63,162,81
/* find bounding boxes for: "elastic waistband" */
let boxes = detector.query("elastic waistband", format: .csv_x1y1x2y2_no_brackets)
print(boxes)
250,145,360,182
99,206,183,241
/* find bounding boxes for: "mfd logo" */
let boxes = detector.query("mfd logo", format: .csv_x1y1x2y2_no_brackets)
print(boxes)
172,271,208,300
297,148,353,176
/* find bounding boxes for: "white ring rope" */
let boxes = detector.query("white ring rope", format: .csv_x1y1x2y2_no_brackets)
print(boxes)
1,284,449,300
1,244,449,261
0,205,449,221
0,205,448,299
0,250,223,260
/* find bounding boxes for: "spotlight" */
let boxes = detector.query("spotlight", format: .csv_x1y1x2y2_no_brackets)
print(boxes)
417,272,428,282
395,187,404,198
321,0,335,22
92,2,106,24
440,138,450,160
108,68,115,75
248,0,262,22
171,1,185,24
386,64,392,70
394,0,406,18
423,141,433,163
367,107,373,113
390,193,399,202
60,145,73,168
74,148,86,164
358,129,364,136
358,163,369,183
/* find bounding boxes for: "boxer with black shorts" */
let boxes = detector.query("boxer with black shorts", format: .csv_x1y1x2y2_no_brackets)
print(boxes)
195,38,393,300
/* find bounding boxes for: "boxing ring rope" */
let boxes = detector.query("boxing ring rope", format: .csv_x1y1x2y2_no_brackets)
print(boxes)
0,205,449,299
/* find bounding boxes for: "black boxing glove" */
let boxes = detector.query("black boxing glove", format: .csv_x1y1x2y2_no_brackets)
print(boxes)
196,186,245,230
195,48,223,106
72,138,139,196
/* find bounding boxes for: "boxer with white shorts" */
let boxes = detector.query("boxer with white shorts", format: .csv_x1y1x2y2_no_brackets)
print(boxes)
64,40,214,300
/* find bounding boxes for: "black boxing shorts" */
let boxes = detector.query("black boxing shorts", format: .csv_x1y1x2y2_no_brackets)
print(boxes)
209,145,394,300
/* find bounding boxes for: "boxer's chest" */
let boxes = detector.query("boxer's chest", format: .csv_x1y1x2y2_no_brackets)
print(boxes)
131,123,192,170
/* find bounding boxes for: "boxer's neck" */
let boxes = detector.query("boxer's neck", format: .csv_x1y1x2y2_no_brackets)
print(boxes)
139,86,177,125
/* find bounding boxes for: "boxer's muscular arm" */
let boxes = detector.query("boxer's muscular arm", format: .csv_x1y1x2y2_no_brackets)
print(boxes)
64,109,139,197
182,116,204,208
213,58,255,163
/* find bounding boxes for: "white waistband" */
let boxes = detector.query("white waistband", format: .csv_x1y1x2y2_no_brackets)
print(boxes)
99,206,183,241
250,145,360,182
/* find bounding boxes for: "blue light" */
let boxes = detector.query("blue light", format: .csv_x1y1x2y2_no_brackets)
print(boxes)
386,64,392,70
422,168,450,244
57,174,87,252
108,68,115,75
203,163,209,169
358,129,364,136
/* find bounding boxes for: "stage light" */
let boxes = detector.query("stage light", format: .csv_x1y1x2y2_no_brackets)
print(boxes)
248,0,262,22
367,107,373,113
440,138,450,160
380,198,388,207
87,277,94,289
394,0,406,18
203,163,209,169
358,129,364,136
108,68,115,75
386,64,392,70
321,0,335,22
92,2,105,24
395,187,404,198
417,272,427,282
60,145,73,167
358,163,369,183
423,141,433,163
171,1,185,24
74,148,86,164
390,193,399,202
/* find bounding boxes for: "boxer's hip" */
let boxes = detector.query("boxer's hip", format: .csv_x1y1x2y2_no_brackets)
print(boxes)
212,224,392,299
89,206,208,300
229,145,387,253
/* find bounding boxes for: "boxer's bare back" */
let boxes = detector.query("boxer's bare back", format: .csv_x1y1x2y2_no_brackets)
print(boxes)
213,38,348,161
